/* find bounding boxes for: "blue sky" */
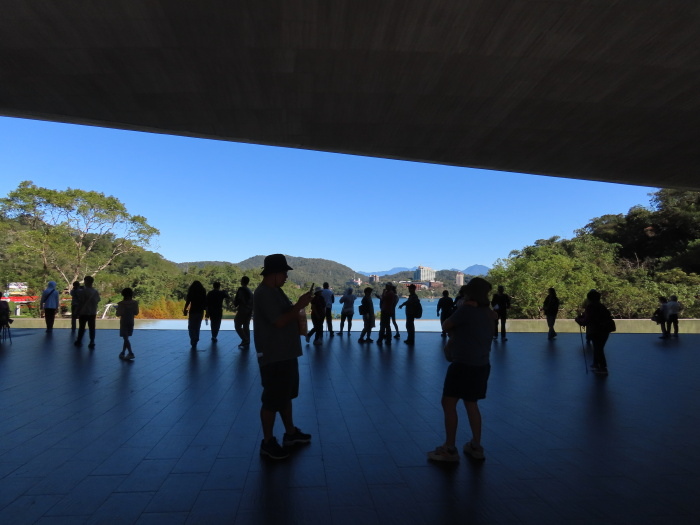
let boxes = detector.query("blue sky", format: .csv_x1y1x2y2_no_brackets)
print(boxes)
0,116,654,273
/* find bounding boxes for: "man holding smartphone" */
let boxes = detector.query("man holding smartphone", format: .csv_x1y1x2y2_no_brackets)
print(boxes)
253,254,313,460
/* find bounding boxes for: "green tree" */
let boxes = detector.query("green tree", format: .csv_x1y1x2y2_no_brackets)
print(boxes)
1,181,159,288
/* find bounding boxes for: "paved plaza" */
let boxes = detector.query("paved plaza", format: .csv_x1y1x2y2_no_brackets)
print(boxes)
1,328,699,524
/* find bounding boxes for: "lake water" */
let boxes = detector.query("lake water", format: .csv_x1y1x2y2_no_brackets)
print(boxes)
330,296,441,319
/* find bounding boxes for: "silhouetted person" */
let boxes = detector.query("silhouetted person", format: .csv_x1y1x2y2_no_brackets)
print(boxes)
40,280,59,333
399,284,420,344
378,283,396,344
206,281,229,343
234,276,253,348
116,287,139,360
338,287,356,335
0,299,11,330
543,287,560,340
321,282,335,336
391,284,401,339
655,296,669,339
184,280,207,349
69,281,82,331
74,275,100,348
428,277,496,463
491,285,511,341
575,289,615,375
254,254,312,460
666,295,681,337
358,287,375,343
305,287,326,345
437,290,454,337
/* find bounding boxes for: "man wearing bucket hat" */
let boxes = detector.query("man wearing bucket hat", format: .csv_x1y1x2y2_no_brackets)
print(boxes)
253,254,313,460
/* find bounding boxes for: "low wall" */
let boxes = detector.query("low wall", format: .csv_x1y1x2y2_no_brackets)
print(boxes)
8,317,700,333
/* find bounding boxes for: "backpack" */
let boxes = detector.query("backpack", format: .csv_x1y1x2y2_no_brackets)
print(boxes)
411,301,423,319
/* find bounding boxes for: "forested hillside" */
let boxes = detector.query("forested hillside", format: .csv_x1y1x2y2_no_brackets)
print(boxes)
488,189,700,319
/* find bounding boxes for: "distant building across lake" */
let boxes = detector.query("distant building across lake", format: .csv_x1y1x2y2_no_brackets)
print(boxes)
414,266,435,281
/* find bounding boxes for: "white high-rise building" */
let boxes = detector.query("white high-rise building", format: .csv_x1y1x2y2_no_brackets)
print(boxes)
414,266,435,282
456,272,464,286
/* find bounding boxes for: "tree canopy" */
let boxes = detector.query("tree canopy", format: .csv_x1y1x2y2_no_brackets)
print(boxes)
0,181,159,289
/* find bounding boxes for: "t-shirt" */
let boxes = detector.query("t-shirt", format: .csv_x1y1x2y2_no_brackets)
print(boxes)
206,289,229,316
340,293,356,315
321,288,335,308
116,299,139,327
253,284,303,366
79,287,101,316
444,305,494,366
234,286,253,316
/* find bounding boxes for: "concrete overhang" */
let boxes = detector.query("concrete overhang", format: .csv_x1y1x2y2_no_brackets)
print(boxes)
1,1,699,189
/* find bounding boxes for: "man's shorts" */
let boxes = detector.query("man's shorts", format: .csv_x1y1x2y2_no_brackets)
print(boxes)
260,358,299,411
442,363,491,401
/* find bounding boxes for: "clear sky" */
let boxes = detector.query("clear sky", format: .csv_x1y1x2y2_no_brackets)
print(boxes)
0,116,654,274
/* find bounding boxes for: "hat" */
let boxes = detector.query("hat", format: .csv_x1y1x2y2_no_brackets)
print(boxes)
261,254,293,276
315,287,323,293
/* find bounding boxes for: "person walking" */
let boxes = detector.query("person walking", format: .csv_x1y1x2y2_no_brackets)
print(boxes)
69,281,82,331
184,280,207,349
575,289,615,375
398,284,421,344
253,254,313,460
116,287,139,360
391,284,401,339
428,277,496,463
358,287,375,343
437,290,454,337
233,276,253,348
74,275,100,348
491,285,511,341
205,281,229,343
337,287,356,335
321,282,335,336
40,280,60,333
543,287,560,340
305,287,326,345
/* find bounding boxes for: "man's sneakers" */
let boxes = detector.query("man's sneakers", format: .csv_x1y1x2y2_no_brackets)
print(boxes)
427,445,460,463
283,427,312,446
463,441,485,460
260,428,311,460
260,437,289,460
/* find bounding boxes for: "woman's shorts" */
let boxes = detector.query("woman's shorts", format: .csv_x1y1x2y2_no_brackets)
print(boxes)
442,363,491,401
260,358,299,411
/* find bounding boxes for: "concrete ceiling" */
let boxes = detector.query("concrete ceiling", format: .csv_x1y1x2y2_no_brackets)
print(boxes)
1,1,699,190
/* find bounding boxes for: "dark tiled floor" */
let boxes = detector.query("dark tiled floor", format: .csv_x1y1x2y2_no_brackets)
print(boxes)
1,328,699,524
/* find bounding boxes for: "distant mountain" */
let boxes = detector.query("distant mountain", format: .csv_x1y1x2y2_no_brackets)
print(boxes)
357,267,416,276
237,255,355,289
464,264,489,276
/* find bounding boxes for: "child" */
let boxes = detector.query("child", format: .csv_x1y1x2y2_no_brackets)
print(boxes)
116,287,139,360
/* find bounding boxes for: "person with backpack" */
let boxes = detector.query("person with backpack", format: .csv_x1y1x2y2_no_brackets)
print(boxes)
40,280,60,333
399,284,422,345
575,289,615,375
358,287,375,343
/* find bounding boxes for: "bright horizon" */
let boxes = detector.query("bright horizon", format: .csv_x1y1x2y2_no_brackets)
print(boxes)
1,116,654,273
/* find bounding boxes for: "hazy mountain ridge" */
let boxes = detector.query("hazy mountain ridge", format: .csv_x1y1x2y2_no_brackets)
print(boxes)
178,258,490,280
